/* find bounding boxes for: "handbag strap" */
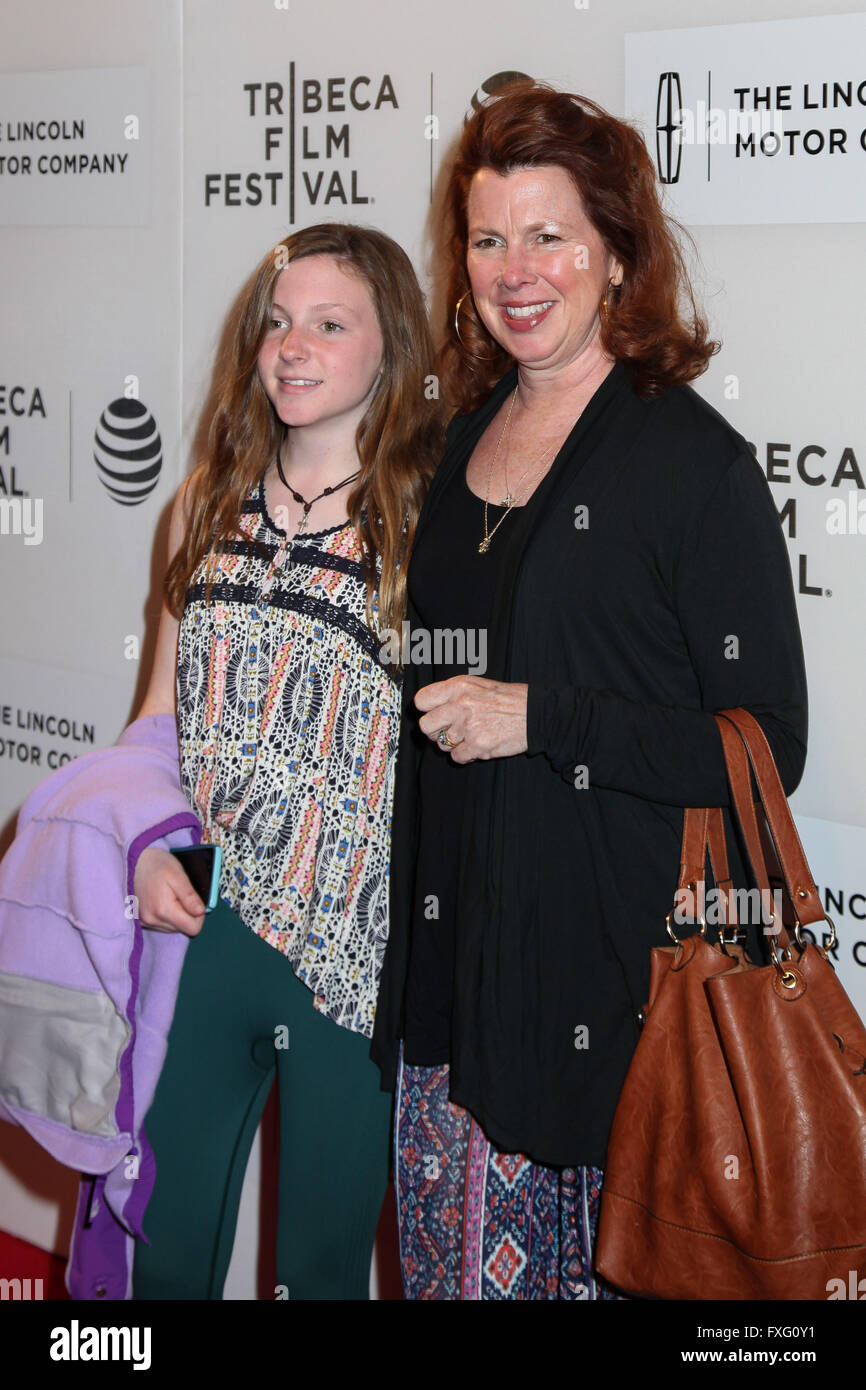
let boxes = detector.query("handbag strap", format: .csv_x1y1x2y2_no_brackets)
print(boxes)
712,715,793,956
716,709,823,932
678,806,739,929
677,709,820,955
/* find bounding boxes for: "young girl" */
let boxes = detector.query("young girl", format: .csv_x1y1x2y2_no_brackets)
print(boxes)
130,224,442,1300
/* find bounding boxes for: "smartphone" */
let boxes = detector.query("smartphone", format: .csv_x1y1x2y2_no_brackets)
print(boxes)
169,843,222,912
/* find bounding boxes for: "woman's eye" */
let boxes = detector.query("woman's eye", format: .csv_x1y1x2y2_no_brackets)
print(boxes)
537,233,560,244
473,237,500,250
268,317,287,330
321,320,343,333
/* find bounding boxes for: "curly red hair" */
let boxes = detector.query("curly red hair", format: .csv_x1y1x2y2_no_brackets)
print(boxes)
439,82,719,411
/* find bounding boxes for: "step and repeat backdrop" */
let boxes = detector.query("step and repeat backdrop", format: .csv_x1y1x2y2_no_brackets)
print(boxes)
1,0,864,1298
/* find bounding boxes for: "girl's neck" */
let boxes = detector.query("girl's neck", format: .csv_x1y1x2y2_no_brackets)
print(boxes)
265,441,358,539
278,428,360,487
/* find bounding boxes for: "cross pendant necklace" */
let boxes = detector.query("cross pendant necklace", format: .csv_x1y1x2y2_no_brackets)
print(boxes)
275,448,359,535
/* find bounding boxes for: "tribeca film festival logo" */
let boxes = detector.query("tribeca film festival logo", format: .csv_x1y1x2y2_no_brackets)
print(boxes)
747,435,864,598
204,64,398,221
94,390,162,506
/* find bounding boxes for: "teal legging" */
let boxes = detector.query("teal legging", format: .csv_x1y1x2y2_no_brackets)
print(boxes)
132,898,393,1300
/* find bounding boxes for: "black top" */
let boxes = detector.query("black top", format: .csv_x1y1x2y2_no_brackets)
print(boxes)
371,362,808,1168
402,476,510,1064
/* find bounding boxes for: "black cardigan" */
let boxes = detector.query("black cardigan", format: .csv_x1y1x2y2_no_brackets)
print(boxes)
370,361,808,1168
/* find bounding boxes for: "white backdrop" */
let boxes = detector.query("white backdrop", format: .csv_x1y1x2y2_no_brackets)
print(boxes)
1,0,864,1300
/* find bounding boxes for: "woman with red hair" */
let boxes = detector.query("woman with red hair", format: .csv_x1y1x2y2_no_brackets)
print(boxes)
371,83,808,1300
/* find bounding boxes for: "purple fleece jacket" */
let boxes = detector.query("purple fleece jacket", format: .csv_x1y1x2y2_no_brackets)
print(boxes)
0,713,202,1298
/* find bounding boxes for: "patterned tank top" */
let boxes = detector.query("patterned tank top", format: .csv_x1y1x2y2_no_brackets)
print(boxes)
176,476,401,1037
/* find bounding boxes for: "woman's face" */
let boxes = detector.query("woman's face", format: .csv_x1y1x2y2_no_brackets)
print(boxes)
465,164,622,372
257,254,384,433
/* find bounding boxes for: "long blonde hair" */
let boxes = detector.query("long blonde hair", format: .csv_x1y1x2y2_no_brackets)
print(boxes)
165,223,444,634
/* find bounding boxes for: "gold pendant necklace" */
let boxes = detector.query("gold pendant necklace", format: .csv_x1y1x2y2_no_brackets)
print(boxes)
479,388,517,554
478,388,557,553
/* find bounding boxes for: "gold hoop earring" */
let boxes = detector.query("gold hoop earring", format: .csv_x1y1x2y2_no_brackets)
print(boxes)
600,276,622,322
454,291,501,361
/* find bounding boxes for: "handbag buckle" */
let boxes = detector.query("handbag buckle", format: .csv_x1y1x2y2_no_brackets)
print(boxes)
794,914,837,952
717,921,747,953
665,883,707,945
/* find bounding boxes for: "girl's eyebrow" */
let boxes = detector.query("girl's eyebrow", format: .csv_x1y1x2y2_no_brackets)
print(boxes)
270,300,356,314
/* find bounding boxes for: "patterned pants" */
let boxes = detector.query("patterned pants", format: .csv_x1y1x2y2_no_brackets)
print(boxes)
394,1048,628,1300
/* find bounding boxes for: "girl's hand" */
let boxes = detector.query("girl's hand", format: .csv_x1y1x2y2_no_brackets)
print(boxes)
415,676,529,764
133,845,207,937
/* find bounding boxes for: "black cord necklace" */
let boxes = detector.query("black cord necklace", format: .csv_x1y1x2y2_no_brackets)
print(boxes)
275,448,360,535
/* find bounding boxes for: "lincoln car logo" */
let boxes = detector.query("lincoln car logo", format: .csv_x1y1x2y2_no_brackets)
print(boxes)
656,72,683,184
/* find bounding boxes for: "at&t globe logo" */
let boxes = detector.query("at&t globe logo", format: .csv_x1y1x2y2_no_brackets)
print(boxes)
93,397,162,506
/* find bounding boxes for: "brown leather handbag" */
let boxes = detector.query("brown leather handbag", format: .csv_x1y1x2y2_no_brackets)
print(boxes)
595,707,866,1300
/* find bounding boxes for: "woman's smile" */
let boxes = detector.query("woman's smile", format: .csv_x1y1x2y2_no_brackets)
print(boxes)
498,299,556,331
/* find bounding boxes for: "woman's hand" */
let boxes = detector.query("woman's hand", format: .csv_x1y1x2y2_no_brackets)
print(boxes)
133,845,207,937
415,676,529,763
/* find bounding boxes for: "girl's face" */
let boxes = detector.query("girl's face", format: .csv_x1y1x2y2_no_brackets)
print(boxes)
257,254,384,436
